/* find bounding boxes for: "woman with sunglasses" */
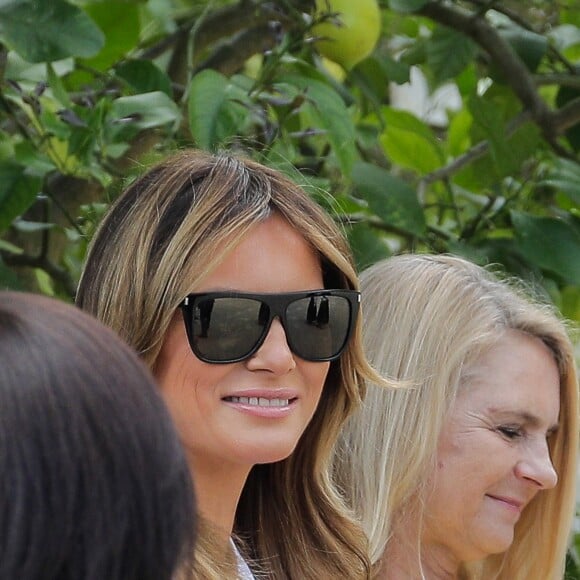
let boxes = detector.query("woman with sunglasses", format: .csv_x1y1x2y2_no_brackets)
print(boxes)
76,149,383,579
0,291,196,580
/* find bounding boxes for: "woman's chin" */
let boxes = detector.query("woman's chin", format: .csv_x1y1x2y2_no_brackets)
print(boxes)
467,528,515,561
242,442,301,466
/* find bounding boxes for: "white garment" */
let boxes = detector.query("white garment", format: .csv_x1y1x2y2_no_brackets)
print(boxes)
230,538,256,580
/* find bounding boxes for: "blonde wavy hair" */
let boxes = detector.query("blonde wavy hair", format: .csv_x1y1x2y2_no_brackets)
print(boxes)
334,254,579,580
76,149,382,579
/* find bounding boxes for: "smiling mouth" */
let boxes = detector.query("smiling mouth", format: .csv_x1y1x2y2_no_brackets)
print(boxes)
486,495,523,512
222,396,295,407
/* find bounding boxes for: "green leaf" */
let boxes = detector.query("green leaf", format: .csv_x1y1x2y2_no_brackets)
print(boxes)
352,162,426,236
282,72,357,176
559,285,580,323
349,59,390,110
548,24,580,53
188,69,229,150
467,95,507,171
13,142,57,176
188,69,252,150
0,0,104,63
352,56,409,100
0,258,24,291
188,69,251,150
347,223,392,271
0,163,43,234
539,158,580,205
500,27,548,73
388,0,429,13
511,211,580,285
466,95,541,180
5,53,74,83
454,116,541,189
380,107,444,174
109,91,181,131
0,239,23,254
447,108,472,157
400,38,428,67
12,219,55,233
46,63,72,107
81,1,141,71
426,26,477,86
377,54,411,85
115,59,173,97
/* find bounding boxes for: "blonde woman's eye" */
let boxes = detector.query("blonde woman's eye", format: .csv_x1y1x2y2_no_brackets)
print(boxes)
498,426,522,439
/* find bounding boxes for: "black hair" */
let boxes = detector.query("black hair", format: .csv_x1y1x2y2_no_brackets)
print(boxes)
0,292,196,580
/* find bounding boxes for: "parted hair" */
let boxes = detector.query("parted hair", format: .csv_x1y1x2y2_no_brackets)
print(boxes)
0,291,196,580
334,254,579,580
76,149,380,579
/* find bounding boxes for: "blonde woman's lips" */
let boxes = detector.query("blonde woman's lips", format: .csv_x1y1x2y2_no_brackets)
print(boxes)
486,494,523,514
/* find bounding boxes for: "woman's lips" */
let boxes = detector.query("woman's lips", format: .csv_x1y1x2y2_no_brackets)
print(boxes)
486,494,523,514
221,388,298,418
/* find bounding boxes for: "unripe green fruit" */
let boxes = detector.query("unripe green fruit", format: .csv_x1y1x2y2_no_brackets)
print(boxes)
244,54,263,79
320,56,346,82
312,0,381,70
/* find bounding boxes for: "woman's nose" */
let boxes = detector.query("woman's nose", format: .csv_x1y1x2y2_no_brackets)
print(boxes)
515,440,558,490
245,319,296,375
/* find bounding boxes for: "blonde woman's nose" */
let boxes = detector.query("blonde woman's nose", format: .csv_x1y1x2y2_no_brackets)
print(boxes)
515,440,558,490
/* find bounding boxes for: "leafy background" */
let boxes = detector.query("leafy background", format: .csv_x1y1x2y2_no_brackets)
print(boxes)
0,0,579,572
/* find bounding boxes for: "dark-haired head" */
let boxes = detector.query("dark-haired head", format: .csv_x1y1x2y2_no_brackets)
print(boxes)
0,292,196,580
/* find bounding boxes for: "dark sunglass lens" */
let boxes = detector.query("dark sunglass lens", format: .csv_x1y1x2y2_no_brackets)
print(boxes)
191,297,268,361
285,295,351,360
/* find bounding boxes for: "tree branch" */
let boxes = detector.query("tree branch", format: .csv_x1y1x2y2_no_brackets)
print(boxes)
418,2,552,132
551,96,580,134
467,0,533,31
421,111,532,185
535,74,580,90
466,0,577,73
194,23,282,76
422,92,580,187
336,214,426,243
167,0,302,87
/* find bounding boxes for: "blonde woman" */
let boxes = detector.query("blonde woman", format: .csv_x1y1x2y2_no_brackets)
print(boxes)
76,149,384,579
334,254,579,580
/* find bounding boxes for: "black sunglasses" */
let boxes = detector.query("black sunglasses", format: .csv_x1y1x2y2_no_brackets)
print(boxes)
179,290,360,364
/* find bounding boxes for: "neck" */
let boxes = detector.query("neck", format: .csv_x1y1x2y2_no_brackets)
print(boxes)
188,451,251,544
377,518,460,580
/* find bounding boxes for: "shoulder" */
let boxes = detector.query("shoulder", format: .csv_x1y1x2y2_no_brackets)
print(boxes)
230,539,256,580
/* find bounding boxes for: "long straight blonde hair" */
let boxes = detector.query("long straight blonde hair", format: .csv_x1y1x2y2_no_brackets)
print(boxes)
334,254,579,580
76,149,385,579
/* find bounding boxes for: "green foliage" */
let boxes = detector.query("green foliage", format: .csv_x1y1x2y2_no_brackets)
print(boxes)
281,67,358,175
426,26,477,86
511,212,580,285
0,0,577,300
0,0,577,301
379,107,444,173
0,0,104,62
352,162,426,236
0,163,42,233
540,157,580,204
188,70,249,151
388,0,429,13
